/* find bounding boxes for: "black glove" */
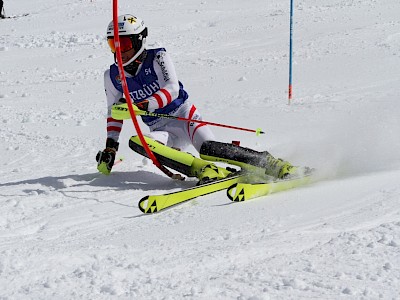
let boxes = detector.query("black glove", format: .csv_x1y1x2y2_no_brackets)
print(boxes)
96,138,119,175
135,99,149,111
118,97,149,111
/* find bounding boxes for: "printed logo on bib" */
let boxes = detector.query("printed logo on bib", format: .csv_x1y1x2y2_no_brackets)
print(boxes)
156,52,170,82
129,82,159,101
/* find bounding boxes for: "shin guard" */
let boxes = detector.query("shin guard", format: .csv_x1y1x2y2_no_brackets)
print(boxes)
199,141,284,178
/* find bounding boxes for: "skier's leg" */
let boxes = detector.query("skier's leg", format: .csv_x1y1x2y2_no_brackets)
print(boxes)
155,101,216,152
141,102,233,182
129,135,233,183
165,102,237,182
199,141,307,179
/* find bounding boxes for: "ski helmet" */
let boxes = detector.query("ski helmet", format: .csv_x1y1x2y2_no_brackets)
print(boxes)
106,14,148,68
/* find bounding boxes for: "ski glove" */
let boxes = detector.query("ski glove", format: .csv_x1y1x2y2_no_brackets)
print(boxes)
111,98,148,120
135,99,149,111
117,97,149,111
96,138,119,175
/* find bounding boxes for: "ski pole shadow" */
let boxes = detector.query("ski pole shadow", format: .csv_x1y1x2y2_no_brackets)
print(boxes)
213,202,236,208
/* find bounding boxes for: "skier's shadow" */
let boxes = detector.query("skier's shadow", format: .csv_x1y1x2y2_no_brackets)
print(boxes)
0,170,194,208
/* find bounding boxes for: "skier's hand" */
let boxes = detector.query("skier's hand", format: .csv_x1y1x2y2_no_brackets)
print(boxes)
111,98,147,119
118,97,148,111
135,99,149,111
120,97,150,111
96,138,119,175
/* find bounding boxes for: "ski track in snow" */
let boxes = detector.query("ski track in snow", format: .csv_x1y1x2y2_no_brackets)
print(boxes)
1,0,400,299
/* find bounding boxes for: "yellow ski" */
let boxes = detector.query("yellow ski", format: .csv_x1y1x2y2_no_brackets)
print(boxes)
227,175,314,202
138,174,248,214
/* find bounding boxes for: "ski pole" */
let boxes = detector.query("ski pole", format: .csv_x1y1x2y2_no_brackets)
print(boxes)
113,157,124,167
132,109,265,135
288,0,294,104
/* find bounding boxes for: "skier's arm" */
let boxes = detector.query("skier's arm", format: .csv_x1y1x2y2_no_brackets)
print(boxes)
144,50,180,111
96,70,123,175
104,69,123,142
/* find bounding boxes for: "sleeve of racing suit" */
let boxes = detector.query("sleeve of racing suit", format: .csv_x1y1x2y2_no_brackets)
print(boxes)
104,69,123,142
145,50,180,112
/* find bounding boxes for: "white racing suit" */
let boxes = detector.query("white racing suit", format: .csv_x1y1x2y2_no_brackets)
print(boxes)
104,47,215,152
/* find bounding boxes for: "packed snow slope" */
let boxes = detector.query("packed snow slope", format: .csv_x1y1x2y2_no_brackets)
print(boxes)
1,0,400,299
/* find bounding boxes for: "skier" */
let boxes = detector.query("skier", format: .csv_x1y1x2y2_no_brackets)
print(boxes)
96,14,307,183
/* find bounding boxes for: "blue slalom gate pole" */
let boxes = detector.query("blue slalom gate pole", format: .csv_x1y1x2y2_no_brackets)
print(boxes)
288,0,294,104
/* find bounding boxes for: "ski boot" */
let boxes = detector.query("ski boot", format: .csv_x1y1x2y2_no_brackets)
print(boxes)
195,163,234,185
129,136,234,184
265,155,309,179
200,141,311,180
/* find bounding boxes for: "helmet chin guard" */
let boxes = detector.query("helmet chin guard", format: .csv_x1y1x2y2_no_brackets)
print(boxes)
121,50,147,75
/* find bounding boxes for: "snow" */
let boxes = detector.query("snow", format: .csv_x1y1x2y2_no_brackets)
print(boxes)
1,0,400,299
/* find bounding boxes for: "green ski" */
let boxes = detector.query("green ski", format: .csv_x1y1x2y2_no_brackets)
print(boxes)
227,175,315,202
139,174,248,214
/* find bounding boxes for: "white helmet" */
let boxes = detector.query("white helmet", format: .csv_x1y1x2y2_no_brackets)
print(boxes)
106,14,148,67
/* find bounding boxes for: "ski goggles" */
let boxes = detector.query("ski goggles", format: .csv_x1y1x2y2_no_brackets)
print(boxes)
107,36,135,53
